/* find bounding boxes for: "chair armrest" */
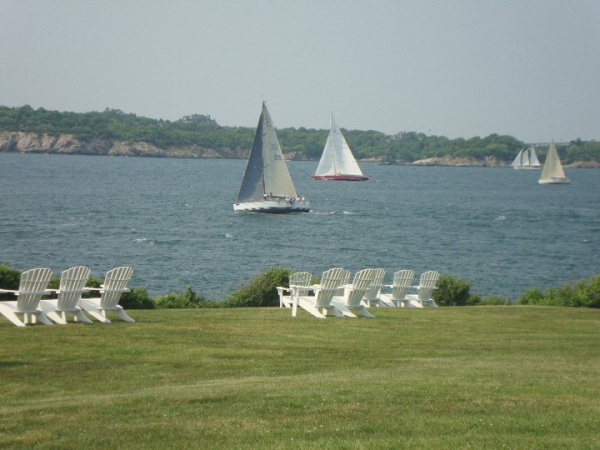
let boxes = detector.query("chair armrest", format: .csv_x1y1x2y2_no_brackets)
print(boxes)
86,287,102,291
56,288,90,294
0,289,18,294
14,290,53,296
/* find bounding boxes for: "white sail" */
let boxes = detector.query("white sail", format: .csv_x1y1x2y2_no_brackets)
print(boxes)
521,148,530,166
528,145,541,167
312,113,368,181
234,103,309,212
511,148,524,168
539,141,570,185
261,106,298,199
512,145,541,169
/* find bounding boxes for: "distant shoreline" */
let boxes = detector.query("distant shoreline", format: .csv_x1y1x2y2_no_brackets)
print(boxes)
1,131,598,168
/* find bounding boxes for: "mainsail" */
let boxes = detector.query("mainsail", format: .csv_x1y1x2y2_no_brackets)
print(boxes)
237,103,298,203
312,113,368,181
539,141,570,184
528,146,541,167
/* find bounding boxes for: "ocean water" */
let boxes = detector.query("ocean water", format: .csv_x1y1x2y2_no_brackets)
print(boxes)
1,152,598,301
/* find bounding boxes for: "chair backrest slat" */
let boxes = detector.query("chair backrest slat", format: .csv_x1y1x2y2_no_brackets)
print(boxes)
15,268,53,313
392,270,415,301
57,266,91,311
315,268,349,307
345,269,376,306
288,272,312,297
417,271,440,301
363,268,386,301
99,267,133,309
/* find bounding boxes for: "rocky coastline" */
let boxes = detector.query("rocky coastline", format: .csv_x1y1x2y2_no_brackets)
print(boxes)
1,131,597,168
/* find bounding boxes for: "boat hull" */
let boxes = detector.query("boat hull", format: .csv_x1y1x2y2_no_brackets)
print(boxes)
233,200,310,214
539,177,570,185
311,175,369,181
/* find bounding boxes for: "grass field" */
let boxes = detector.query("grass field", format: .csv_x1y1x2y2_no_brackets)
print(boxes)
1,306,599,449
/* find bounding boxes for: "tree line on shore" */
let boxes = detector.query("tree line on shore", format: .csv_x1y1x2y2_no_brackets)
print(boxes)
1,105,599,164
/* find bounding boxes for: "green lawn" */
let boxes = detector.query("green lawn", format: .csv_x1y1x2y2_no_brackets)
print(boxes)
1,307,599,449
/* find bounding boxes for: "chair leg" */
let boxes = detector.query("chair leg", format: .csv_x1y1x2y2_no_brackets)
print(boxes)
324,306,346,318
86,310,112,323
354,306,375,318
115,306,135,323
331,304,356,318
74,310,94,324
0,306,27,327
295,298,326,318
35,312,54,326
45,311,68,325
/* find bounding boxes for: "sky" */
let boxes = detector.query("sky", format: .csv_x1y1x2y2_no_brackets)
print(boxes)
1,0,599,143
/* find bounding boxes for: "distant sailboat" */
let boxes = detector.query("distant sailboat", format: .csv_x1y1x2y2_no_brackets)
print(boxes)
512,145,541,169
234,103,310,213
312,113,369,181
539,141,570,185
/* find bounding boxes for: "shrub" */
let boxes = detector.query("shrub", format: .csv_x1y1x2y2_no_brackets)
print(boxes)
479,295,508,306
433,274,476,306
582,275,600,308
120,287,155,309
518,288,545,305
220,267,292,308
155,285,208,309
517,274,600,308
0,264,21,299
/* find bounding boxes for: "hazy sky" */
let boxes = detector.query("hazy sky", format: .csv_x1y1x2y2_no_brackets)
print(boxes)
1,0,599,142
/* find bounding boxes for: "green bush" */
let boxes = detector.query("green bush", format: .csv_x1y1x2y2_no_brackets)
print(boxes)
155,285,208,309
220,268,292,308
517,274,600,308
433,274,477,306
0,264,21,299
120,287,155,310
518,288,545,305
479,295,508,306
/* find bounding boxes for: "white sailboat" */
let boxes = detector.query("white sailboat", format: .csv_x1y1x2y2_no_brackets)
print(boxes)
234,103,310,213
511,145,541,169
539,141,570,185
312,113,369,181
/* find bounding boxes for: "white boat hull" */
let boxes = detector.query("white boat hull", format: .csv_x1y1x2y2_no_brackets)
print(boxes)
311,174,370,181
234,199,310,214
538,177,570,185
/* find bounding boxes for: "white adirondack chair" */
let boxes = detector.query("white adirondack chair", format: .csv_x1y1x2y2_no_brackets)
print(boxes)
362,268,387,307
404,271,440,307
332,268,377,318
292,268,349,318
379,270,415,307
39,266,93,324
276,272,312,308
79,267,135,323
0,267,54,327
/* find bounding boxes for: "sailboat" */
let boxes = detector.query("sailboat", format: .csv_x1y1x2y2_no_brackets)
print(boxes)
539,141,570,185
234,103,310,213
511,145,541,169
311,113,369,181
